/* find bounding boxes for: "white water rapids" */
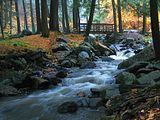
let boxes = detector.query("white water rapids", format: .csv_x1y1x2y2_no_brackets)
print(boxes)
0,44,135,120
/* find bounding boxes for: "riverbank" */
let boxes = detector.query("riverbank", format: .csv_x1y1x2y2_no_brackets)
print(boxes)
1,32,158,120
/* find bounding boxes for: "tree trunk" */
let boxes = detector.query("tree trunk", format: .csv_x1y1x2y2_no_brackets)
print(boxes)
15,0,21,34
0,1,4,38
112,0,117,33
85,0,96,37
61,0,67,32
41,0,49,37
30,0,35,33
117,0,122,32
150,0,160,60
64,0,70,33
142,0,146,34
35,0,41,34
73,0,80,32
22,0,29,30
50,0,59,31
9,0,13,34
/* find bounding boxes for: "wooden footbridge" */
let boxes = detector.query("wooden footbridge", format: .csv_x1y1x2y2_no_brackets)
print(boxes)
80,23,114,34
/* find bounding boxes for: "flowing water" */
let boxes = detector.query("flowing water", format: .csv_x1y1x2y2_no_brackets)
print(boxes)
0,44,135,120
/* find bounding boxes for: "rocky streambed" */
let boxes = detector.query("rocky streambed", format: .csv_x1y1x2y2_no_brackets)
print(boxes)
1,33,156,120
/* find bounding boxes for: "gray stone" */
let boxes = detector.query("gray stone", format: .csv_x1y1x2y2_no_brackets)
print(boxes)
126,61,149,74
116,72,137,85
118,46,155,69
78,51,90,60
57,101,78,113
137,70,160,85
89,98,103,109
0,84,20,96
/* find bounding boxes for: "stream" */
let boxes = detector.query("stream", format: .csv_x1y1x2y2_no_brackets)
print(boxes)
0,44,135,120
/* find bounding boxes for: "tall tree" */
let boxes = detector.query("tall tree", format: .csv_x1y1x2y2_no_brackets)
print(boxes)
85,0,96,37
61,0,70,33
0,0,4,38
64,0,70,33
112,0,117,33
41,0,49,37
22,0,29,30
61,0,66,32
15,0,21,34
142,0,146,34
117,0,122,32
35,0,41,33
73,0,80,32
50,0,59,31
150,0,160,60
9,0,13,34
30,0,35,33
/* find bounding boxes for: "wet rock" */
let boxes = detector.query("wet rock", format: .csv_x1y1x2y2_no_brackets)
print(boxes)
116,72,137,85
55,71,67,78
89,98,103,109
136,68,154,74
0,84,20,96
9,58,27,69
137,70,160,85
77,91,86,97
90,88,101,97
57,101,78,113
76,98,89,107
43,72,62,85
0,70,27,87
54,51,71,62
78,51,90,60
60,59,73,68
51,78,62,85
105,85,120,99
118,46,155,69
32,71,43,77
80,61,96,69
126,61,149,74
147,61,160,70
52,42,70,52
29,76,50,89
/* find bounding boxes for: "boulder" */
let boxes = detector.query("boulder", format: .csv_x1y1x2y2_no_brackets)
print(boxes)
43,72,62,85
57,101,78,113
118,46,155,69
0,84,20,96
105,85,120,99
0,70,27,87
89,98,103,109
60,59,73,68
116,72,137,85
90,88,106,98
147,61,160,70
28,76,50,89
78,51,90,60
76,98,89,107
52,42,70,52
137,70,160,85
125,61,149,74
55,71,67,78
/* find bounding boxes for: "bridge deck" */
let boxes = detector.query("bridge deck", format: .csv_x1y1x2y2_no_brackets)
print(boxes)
80,23,114,34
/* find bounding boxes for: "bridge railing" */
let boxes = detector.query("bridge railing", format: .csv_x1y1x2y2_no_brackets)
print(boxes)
80,23,114,34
